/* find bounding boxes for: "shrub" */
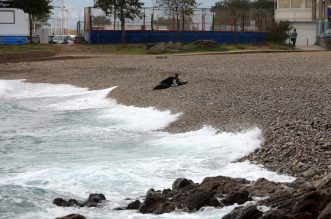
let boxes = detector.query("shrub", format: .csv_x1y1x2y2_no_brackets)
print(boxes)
267,21,292,43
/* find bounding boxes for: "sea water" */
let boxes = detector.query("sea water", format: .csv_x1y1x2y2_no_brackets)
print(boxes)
0,80,295,219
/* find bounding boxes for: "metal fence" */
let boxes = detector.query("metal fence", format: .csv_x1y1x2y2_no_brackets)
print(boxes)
84,7,273,33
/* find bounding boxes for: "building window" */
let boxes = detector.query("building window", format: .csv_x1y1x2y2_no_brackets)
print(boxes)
0,10,15,24
291,0,305,8
305,0,312,8
279,0,290,8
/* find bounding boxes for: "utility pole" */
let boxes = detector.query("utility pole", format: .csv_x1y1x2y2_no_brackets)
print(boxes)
61,0,64,34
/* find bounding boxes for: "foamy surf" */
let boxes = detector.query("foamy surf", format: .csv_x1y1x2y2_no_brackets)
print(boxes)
0,80,295,219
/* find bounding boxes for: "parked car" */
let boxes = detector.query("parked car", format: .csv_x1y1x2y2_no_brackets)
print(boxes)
73,36,80,44
52,35,73,44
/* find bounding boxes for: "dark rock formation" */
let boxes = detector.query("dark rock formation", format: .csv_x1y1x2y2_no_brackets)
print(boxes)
115,175,331,218
127,200,141,210
53,198,71,207
262,209,291,219
200,176,250,194
133,177,255,214
314,174,331,190
285,189,331,218
221,190,252,206
56,214,86,219
53,193,106,208
68,199,83,207
182,188,215,211
318,202,331,219
222,205,263,219
247,178,287,197
259,188,331,219
84,193,106,207
139,190,175,214
172,178,194,191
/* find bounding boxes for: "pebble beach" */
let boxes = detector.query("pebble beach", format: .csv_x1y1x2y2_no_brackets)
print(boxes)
1,51,330,181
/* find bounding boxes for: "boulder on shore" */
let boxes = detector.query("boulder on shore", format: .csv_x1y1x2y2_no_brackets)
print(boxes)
111,176,331,218
222,204,263,219
53,193,106,208
56,214,86,219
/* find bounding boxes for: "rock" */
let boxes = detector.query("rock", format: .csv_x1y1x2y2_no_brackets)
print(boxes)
148,43,167,54
162,188,173,198
314,174,331,189
53,198,71,207
318,202,331,219
146,188,157,196
171,186,197,205
146,43,156,50
290,190,331,218
221,190,252,206
222,204,263,219
209,197,223,207
173,42,182,49
302,169,315,178
127,200,141,210
87,193,106,202
166,41,174,49
247,178,285,196
165,41,182,50
172,178,193,191
54,194,106,208
68,199,83,207
153,202,176,214
84,193,106,207
262,209,291,219
139,191,175,214
291,212,313,219
113,207,126,210
182,188,215,211
56,214,86,219
200,176,249,194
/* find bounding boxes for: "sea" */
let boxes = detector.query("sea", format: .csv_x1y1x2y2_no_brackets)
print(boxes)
0,80,295,219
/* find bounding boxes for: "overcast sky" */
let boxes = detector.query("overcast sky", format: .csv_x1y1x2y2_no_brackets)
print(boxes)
52,0,220,23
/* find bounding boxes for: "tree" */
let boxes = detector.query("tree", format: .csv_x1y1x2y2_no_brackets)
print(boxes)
154,0,198,40
92,15,112,30
12,0,53,43
211,0,250,31
251,0,274,11
94,0,144,43
211,0,250,11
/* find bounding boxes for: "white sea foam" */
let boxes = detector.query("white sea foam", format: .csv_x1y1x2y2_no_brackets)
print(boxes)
0,80,295,219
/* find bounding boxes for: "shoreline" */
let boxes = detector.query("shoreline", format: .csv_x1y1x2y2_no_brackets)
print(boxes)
0,51,330,181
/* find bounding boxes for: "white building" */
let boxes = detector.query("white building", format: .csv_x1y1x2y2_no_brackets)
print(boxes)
275,0,316,45
0,1,29,44
275,0,331,46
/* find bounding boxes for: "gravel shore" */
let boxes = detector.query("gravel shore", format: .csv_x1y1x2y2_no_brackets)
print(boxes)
1,51,330,181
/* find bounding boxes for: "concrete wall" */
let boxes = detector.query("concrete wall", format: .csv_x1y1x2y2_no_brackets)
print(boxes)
0,8,29,36
290,22,317,46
